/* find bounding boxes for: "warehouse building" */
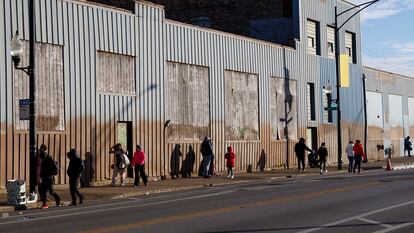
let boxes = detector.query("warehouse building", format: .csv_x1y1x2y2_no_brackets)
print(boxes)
0,0,408,188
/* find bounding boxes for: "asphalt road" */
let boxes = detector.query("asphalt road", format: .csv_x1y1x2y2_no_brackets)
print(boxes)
1,169,413,233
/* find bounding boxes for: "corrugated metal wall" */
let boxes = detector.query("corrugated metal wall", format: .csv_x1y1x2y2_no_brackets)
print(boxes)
364,67,414,158
0,0,368,187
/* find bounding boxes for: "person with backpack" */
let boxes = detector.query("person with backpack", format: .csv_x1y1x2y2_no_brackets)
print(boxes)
317,142,328,174
131,144,148,187
225,146,236,179
110,143,130,186
38,144,62,209
67,149,84,206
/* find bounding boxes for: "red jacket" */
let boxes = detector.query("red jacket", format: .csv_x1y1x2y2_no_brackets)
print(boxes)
353,143,365,158
225,147,236,167
131,150,146,166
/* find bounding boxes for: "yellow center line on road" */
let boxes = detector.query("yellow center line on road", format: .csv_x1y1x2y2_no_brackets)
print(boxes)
81,181,377,233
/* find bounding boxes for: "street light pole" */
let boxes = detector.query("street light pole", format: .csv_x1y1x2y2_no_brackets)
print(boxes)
362,74,368,162
334,6,342,170
28,0,36,194
10,1,36,193
334,0,379,170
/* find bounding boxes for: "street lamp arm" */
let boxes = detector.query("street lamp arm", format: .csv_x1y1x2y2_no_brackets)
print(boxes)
336,0,379,17
14,66,30,76
337,0,379,31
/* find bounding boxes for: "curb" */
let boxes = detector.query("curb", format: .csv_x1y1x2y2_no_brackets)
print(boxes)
392,164,414,170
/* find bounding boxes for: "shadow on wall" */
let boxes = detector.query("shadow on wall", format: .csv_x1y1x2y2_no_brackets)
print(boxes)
81,152,94,187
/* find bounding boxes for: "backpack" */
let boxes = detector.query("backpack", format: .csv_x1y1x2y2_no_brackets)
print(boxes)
46,157,59,176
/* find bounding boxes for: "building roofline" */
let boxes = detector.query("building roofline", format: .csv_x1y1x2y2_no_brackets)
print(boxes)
165,19,296,51
364,66,414,80
339,0,358,7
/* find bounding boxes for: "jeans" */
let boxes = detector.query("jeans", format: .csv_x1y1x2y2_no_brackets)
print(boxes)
69,177,84,204
348,156,354,172
320,161,326,172
202,156,211,177
112,167,125,186
354,154,362,173
134,164,148,186
297,157,305,171
227,167,234,177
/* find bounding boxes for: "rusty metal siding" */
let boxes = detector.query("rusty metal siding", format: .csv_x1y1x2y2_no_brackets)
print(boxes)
0,0,368,187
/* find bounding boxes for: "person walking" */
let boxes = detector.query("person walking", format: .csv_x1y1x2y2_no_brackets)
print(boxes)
353,139,365,173
66,149,84,206
38,144,61,209
404,136,412,157
225,146,236,179
131,144,148,187
110,143,129,186
200,136,213,178
294,138,312,172
317,142,328,174
345,141,355,173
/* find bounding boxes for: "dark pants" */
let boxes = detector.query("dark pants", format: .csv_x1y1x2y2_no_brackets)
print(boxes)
354,154,362,173
134,164,148,186
297,157,305,171
40,178,60,205
320,160,326,171
348,156,354,172
69,177,84,204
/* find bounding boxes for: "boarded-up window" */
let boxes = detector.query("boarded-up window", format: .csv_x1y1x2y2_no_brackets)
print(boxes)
270,77,297,140
96,51,135,95
225,70,259,140
165,62,210,141
14,42,64,131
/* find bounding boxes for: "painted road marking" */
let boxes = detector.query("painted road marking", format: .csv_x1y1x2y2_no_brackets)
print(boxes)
297,200,414,233
80,182,377,233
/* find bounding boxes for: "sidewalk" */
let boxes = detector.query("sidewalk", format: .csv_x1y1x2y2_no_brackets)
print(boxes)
1,156,413,212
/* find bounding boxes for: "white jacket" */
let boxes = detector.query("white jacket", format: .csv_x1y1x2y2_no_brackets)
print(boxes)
345,143,354,157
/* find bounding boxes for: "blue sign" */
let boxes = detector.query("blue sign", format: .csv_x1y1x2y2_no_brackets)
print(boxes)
19,99,30,120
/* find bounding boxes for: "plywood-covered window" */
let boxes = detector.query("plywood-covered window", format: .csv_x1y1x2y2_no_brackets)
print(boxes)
225,70,259,140
96,51,135,95
165,62,210,141
327,26,335,59
270,77,297,140
14,42,64,131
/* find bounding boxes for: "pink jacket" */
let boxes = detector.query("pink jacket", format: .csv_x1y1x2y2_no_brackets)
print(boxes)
131,150,146,166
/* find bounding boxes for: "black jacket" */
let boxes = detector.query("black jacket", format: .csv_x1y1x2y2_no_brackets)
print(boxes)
294,142,312,158
67,157,83,178
317,147,328,162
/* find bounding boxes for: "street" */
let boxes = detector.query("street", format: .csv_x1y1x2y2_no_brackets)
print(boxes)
1,169,413,233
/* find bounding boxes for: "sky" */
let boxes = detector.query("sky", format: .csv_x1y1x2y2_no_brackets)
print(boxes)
351,0,414,77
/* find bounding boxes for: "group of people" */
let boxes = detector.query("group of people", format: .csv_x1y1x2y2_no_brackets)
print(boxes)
345,140,366,173
110,143,148,187
295,137,366,174
36,145,84,209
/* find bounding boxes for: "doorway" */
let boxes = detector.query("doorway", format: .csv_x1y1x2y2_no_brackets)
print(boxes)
307,127,318,151
117,121,133,178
